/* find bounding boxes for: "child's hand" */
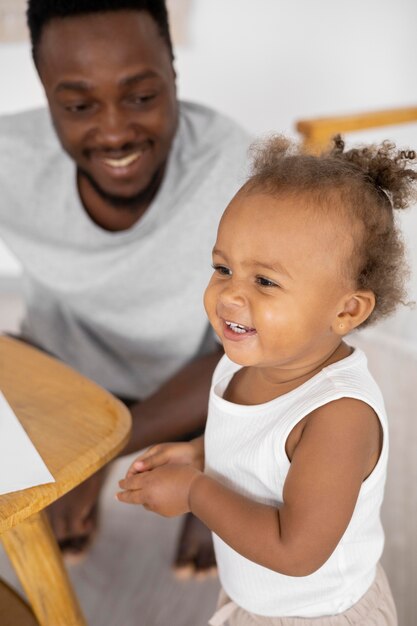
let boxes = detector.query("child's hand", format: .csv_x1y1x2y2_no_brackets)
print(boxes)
126,439,204,477
117,464,201,517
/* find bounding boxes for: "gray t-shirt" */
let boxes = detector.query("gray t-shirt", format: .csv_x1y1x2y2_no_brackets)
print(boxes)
0,101,251,398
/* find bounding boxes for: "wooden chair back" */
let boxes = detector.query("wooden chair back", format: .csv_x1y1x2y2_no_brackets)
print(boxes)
296,105,417,153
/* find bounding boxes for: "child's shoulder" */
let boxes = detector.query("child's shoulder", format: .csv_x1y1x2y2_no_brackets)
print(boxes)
320,347,384,409
286,349,386,465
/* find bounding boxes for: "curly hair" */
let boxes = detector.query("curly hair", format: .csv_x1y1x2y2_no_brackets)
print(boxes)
26,0,173,63
246,135,417,327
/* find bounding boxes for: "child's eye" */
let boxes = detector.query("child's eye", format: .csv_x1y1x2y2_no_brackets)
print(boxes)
212,264,231,276
256,276,278,288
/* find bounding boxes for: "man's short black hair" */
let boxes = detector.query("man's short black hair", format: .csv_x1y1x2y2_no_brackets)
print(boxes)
27,0,174,63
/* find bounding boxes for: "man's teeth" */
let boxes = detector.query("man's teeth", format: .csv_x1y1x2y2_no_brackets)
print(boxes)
103,152,142,168
225,321,251,334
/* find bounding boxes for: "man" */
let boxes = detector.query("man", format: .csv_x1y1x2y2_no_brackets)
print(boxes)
0,0,250,575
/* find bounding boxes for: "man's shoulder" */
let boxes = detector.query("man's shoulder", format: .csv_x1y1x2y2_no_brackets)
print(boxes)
178,100,252,156
161,102,251,220
0,108,66,206
0,107,57,148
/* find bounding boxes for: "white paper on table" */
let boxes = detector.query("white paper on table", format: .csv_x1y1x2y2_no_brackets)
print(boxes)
0,390,55,495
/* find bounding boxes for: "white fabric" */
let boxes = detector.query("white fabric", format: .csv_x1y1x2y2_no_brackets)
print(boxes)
0,101,250,398
204,348,388,618
208,600,237,626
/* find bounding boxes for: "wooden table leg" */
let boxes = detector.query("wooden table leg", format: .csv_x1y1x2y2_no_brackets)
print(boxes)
1,510,87,626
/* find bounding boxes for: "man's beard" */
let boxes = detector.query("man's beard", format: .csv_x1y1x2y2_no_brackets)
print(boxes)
77,166,164,212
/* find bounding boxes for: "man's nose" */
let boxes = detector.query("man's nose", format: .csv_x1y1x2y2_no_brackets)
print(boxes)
96,106,136,149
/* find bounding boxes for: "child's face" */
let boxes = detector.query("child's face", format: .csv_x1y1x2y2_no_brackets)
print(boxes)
204,190,355,372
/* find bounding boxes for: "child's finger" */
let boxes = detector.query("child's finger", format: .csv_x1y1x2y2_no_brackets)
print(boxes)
137,445,161,461
126,446,160,476
119,473,146,490
116,489,145,505
128,450,169,475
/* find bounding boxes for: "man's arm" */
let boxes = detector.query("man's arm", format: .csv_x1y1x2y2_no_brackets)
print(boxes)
47,348,221,545
122,348,223,455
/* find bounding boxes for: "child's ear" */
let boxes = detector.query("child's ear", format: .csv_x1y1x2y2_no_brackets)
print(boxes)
332,291,376,335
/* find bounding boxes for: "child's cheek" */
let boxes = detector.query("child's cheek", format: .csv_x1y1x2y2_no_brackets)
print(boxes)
203,281,217,326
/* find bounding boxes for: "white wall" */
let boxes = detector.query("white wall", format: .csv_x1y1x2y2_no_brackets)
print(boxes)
176,0,417,135
1,0,417,280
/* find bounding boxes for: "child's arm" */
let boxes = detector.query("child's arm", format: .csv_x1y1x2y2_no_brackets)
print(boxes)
118,397,381,577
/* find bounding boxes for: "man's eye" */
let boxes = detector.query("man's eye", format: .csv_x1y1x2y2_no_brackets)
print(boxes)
64,103,92,113
256,276,278,288
212,264,231,276
130,94,156,105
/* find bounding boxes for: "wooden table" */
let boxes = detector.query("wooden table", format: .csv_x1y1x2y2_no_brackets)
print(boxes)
0,336,132,625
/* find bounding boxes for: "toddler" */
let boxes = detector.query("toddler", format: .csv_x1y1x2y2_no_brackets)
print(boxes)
117,135,417,625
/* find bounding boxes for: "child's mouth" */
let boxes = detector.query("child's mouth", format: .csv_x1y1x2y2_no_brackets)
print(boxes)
224,320,257,338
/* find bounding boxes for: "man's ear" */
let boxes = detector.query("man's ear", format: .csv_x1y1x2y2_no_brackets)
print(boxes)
332,291,376,335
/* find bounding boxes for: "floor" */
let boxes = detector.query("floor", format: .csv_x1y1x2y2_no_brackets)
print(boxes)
0,291,219,626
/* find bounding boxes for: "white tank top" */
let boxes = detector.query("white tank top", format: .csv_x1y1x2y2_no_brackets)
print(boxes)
204,348,388,618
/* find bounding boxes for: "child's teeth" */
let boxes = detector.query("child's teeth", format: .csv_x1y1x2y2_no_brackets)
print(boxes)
226,321,248,334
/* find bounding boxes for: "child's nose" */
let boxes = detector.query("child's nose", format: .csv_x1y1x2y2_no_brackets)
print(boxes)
219,280,247,307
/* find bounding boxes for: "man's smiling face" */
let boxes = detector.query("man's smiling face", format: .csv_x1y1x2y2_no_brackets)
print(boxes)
37,10,178,212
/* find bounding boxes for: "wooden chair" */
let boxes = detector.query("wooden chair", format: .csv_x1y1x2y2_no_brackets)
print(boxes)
0,336,132,626
296,105,417,153
0,580,39,626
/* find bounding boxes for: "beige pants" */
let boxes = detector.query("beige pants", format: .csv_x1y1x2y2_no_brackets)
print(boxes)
208,564,397,626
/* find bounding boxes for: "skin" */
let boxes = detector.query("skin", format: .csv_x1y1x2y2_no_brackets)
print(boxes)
117,191,382,577
35,11,221,561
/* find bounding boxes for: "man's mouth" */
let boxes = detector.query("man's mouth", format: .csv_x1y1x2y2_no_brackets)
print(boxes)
224,320,256,335
101,150,143,169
